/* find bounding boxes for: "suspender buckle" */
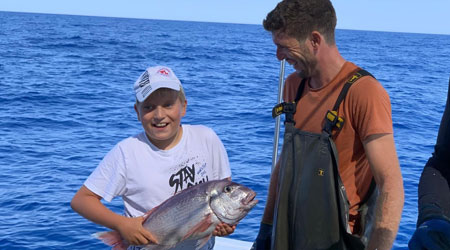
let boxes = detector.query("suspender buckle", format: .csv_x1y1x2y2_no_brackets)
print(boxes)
272,102,297,125
326,110,344,130
272,102,296,118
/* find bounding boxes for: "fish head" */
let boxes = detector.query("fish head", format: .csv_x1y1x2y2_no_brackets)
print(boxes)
209,180,258,225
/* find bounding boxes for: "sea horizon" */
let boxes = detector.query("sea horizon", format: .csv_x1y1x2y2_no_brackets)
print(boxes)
2,10,450,36
1,10,449,249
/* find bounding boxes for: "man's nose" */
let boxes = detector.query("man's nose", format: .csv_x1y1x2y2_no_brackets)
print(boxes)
276,47,285,61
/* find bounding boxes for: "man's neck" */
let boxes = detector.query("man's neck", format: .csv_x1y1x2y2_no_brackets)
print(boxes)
309,46,346,89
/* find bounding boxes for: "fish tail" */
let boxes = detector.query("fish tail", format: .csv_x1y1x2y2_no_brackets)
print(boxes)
92,231,128,250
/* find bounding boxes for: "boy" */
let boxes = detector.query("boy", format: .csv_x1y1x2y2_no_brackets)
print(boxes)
71,66,234,249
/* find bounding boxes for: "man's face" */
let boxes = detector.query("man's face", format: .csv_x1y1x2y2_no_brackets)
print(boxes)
135,89,186,149
272,31,317,78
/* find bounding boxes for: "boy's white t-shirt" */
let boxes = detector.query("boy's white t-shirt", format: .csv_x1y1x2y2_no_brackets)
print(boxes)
84,124,231,218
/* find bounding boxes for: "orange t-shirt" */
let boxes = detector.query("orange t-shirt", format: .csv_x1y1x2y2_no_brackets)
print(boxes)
282,61,393,234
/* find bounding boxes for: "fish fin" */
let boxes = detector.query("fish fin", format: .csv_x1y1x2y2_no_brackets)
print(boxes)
112,242,129,250
92,231,129,250
195,235,212,250
181,213,213,241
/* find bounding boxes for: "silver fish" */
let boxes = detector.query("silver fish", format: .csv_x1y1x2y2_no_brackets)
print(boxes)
94,179,258,250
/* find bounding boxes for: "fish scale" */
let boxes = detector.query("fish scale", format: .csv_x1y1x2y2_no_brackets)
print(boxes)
144,190,218,245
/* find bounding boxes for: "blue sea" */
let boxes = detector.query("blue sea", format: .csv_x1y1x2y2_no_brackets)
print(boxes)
1,11,449,249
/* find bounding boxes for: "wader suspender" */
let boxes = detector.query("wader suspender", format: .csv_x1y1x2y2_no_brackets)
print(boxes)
323,68,377,201
323,69,373,134
272,69,375,250
322,69,378,249
272,69,374,128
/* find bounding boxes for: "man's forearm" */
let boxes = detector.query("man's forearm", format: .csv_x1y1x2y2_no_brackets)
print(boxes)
262,162,280,224
366,184,404,250
362,134,404,249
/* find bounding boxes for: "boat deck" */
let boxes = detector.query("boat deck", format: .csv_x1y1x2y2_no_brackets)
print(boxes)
215,237,252,250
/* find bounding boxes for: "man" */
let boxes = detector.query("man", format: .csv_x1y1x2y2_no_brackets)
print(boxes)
409,77,450,249
252,0,404,249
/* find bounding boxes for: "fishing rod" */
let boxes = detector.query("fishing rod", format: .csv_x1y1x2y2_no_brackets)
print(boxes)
271,59,286,172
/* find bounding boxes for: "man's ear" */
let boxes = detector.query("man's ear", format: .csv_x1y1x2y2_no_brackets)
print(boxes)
310,31,322,50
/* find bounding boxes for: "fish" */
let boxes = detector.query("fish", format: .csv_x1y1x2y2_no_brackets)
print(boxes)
93,179,258,250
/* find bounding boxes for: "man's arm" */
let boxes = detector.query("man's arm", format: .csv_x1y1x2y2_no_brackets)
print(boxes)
251,161,281,250
261,161,281,224
409,76,450,249
408,163,450,250
363,133,404,250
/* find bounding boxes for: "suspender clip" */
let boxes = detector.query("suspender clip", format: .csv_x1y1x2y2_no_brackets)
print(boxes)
326,110,344,130
272,102,296,118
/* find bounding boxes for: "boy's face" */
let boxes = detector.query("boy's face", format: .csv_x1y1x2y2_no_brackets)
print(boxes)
134,89,187,150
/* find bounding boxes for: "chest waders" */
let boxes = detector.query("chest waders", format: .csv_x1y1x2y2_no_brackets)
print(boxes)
271,69,377,250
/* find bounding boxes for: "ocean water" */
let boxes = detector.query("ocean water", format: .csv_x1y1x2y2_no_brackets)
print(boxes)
1,11,449,249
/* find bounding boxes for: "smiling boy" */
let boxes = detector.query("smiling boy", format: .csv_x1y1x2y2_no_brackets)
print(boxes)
71,66,234,249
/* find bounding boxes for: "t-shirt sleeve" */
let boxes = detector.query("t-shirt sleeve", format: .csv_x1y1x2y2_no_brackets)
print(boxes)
84,144,127,202
206,128,231,180
348,76,393,141
283,73,302,102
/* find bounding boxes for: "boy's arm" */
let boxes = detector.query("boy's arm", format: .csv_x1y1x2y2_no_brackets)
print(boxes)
363,134,404,250
71,185,157,245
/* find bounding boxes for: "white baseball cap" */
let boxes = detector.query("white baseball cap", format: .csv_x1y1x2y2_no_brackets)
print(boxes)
134,66,182,102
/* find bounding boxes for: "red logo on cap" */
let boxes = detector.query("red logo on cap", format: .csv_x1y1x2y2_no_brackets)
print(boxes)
158,68,169,76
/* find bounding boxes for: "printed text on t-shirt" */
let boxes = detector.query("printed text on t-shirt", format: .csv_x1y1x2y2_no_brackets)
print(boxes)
169,164,209,194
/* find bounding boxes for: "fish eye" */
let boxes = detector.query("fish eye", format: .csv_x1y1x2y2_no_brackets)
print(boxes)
224,186,232,193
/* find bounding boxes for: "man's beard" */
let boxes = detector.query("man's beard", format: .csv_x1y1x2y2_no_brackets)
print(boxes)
297,59,317,79
295,46,317,79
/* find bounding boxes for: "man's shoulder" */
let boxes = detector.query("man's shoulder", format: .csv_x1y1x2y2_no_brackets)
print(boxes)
343,63,386,97
344,62,378,84
283,72,302,102
350,73,386,96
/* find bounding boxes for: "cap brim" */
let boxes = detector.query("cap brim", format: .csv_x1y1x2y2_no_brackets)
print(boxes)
136,81,180,102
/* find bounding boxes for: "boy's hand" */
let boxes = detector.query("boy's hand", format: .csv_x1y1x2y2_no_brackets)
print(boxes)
213,222,236,237
116,216,158,245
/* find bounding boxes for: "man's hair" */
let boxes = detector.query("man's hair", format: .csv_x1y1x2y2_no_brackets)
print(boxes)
263,0,337,45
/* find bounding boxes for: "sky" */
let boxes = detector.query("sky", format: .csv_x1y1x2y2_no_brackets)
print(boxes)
1,0,449,35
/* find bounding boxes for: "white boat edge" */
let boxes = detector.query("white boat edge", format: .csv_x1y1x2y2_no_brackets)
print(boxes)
215,237,253,250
